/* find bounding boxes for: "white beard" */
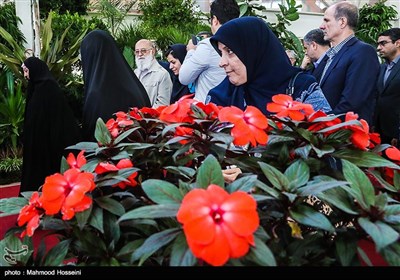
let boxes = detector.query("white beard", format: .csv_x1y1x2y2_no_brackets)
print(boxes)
136,55,153,72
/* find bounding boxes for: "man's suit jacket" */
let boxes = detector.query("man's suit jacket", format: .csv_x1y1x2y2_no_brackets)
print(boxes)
320,37,380,124
374,60,400,141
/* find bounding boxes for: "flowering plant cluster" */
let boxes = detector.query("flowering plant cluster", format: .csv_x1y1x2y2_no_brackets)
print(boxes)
1,94,399,266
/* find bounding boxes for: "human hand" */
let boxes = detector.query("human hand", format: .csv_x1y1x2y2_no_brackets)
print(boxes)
222,167,242,184
300,55,311,69
186,39,196,51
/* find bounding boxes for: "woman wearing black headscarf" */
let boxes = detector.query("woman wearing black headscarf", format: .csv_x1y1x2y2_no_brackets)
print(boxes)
20,57,81,192
207,16,318,116
165,44,193,103
80,30,151,141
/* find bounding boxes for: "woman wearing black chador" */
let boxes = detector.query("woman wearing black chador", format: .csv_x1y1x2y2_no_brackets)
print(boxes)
20,57,81,192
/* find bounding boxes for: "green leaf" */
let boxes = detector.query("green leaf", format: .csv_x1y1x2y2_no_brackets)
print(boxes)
226,174,257,193
95,118,112,145
298,177,348,196
95,196,125,216
196,154,224,188
245,236,276,266
318,187,358,215
255,180,280,199
342,160,375,210
75,204,93,230
367,170,398,192
116,240,143,259
0,234,32,266
142,179,183,205
358,218,399,251
284,160,309,191
334,149,400,169
318,120,360,133
394,171,400,190
118,204,180,222
290,205,335,232
0,197,27,214
381,243,400,266
335,237,357,266
164,166,196,179
294,144,312,159
43,239,70,266
104,211,121,246
131,228,181,263
89,206,104,233
312,144,335,157
258,162,289,191
169,233,197,266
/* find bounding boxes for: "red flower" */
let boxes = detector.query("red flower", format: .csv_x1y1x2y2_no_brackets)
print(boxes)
218,106,268,147
386,146,400,163
95,162,119,174
196,102,220,120
66,150,86,169
159,97,196,123
17,192,43,238
174,126,194,145
344,112,370,150
267,94,314,121
307,111,341,134
114,159,138,189
40,169,95,220
177,184,259,266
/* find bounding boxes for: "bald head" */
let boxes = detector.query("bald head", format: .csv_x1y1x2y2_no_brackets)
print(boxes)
328,1,359,31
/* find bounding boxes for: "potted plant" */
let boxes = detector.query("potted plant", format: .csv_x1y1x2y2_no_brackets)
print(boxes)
1,95,399,266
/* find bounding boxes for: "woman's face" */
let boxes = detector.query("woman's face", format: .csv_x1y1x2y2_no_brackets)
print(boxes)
167,54,182,76
22,63,30,80
218,42,247,86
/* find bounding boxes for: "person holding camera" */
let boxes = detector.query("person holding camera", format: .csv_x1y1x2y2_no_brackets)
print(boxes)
179,0,239,103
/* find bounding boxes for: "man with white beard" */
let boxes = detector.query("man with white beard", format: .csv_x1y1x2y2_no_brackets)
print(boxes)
134,39,172,107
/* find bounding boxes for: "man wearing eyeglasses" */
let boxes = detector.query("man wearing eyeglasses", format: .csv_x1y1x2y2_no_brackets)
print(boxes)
134,39,172,108
319,1,379,125
374,28,400,147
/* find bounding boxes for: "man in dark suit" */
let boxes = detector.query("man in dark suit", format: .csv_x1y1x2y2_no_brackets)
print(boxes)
374,28,400,147
319,2,380,125
300,28,330,82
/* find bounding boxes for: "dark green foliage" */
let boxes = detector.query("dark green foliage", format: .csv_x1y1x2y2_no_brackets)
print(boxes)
0,3,25,49
139,0,202,33
38,0,90,18
268,0,304,66
356,0,398,46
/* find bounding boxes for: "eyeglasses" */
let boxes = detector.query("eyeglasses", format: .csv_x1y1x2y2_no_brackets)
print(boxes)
377,40,394,47
135,48,152,55
208,15,214,24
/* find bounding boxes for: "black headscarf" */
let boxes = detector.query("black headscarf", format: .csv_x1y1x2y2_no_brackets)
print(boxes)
166,44,192,103
80,30,151,141
20,57,81,192
209,16,314,115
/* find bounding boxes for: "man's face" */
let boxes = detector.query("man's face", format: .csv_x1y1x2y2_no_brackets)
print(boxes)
303,41,317,62
377,35,398,61
134,41,153,59
320,6,341,43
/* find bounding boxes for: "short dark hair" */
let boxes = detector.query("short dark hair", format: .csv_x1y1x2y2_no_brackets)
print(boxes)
210,0,240,25
334,2,359,30
303,28,330,46
378,28,400,42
